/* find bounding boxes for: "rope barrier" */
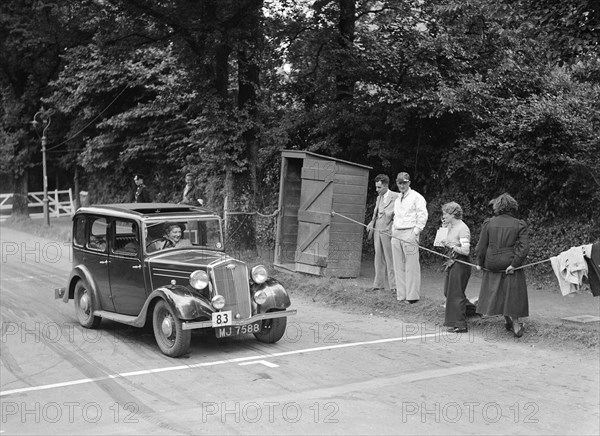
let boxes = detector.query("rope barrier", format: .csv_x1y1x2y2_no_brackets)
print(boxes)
331,210,485,270
512,258,551,271
223,207,554,273
225,209,279,218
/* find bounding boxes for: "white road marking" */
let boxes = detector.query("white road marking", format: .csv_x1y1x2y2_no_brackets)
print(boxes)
0,331,449,397
1,274,64,282
239,360,279,368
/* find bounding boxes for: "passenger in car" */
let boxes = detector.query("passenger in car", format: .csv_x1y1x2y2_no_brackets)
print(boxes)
147,223,192,252
122,238,140,254
89,235,107,251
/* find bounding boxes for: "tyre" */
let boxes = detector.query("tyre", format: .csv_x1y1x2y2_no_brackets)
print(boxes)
152,300,191,357
253,314,287,344
74,281,101,329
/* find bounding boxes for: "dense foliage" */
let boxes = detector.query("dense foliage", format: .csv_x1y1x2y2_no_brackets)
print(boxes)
1,0,598,257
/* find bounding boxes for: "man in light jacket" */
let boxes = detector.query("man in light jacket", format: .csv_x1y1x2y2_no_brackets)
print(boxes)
366,174,399,293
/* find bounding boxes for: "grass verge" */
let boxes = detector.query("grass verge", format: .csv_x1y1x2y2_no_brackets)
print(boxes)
271,269,599,351
1,215,72,243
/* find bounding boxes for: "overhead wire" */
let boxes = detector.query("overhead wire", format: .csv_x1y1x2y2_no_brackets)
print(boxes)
46,85,129,152
46,126,192,154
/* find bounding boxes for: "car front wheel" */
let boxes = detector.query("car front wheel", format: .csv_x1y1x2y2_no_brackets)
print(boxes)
253,314,287,343
152,300,191,357
74,281,101,329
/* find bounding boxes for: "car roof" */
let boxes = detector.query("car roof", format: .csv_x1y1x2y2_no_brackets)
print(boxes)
75,203,220,221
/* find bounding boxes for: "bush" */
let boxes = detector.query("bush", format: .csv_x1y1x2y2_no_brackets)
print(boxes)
527,213,600,275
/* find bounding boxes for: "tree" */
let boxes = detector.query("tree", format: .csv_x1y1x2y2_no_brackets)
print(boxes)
0,1,68,215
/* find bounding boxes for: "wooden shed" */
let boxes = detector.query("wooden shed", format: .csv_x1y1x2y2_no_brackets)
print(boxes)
274,150,372,277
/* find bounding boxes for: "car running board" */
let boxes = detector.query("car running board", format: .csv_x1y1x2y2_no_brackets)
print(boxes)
93,310,142,327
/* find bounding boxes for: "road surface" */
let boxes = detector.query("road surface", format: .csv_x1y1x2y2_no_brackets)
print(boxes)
1,227,598,435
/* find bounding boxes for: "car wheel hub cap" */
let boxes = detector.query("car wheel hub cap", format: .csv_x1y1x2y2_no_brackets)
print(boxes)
81,294,90,313
161,316,173,337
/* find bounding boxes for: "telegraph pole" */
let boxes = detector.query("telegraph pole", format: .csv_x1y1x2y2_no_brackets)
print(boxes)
32,108,51,226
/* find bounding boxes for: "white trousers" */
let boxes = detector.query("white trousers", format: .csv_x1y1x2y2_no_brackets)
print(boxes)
391,228,421,301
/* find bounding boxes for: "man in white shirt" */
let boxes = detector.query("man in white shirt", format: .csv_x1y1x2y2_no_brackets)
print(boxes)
366,174,399,293
391,172,428,303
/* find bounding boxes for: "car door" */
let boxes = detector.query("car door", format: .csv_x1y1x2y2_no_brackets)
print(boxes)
108,219,147,316
84,216,115,312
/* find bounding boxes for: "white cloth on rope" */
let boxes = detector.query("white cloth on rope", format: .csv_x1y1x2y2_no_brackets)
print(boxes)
550,245,589,296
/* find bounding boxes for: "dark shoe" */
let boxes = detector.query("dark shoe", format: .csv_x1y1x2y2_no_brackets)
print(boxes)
407,299,419,304
447,327,468,333
504,316,513,332
513,323,525,338
390,288,396,295
365,287,382,293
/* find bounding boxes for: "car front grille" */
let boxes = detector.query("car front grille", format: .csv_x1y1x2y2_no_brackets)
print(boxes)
211,260,252,319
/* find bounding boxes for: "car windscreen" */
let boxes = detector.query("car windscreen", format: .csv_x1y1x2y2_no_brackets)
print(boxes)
144,218,223,253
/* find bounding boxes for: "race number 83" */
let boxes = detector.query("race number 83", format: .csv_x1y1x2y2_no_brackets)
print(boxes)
212,311,232,327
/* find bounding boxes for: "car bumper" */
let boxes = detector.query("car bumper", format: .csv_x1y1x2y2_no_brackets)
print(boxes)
182,309,297,330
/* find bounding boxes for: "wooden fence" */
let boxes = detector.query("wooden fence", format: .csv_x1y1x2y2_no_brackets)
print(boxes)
0,189,75,221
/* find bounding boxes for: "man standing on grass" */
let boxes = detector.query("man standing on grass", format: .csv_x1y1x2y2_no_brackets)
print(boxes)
366,174,398,294
391,172,428,304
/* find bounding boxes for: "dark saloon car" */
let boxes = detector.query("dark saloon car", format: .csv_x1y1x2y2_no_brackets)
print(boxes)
55,203,296,357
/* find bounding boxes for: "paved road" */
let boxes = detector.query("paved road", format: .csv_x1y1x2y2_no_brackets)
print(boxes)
1,227,598,435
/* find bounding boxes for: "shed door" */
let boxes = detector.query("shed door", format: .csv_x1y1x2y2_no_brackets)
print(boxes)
295,160,336,271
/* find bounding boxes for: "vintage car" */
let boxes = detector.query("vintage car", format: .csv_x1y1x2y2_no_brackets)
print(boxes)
55,203,296,357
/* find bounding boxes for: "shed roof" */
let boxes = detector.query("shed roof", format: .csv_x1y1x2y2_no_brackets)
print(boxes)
281,150,372,170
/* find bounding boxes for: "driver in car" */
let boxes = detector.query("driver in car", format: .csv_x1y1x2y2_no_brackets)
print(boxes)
147,223,192,252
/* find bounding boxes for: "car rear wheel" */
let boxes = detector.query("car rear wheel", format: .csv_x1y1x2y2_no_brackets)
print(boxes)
74,281,101,329
253,314,287,344
152,300,191,357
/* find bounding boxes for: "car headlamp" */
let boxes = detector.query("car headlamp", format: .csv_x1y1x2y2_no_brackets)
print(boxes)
251,265,268,284
253,290,267,305
189,270,209,290
211,295,225,310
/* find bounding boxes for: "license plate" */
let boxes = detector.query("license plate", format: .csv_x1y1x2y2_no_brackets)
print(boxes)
212,311,232,327
215,322,262,339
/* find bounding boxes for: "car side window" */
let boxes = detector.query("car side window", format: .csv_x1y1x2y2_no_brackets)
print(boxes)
112,220,139,256
73,216,86,247
87,217,108,252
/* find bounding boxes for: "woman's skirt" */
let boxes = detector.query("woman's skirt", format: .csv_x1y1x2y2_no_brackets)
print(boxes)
477,270,529,317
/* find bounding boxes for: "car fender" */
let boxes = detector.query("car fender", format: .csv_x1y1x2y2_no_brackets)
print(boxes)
66,265,99,305
252,278,291,313
146,285,214,321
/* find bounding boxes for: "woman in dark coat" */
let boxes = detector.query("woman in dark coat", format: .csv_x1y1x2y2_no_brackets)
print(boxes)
476,193,530,337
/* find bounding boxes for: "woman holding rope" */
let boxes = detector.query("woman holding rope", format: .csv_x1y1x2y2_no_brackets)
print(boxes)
440,202,472,333
475,193,530,338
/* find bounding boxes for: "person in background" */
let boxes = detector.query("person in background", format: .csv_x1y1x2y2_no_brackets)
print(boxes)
132,174,151,203
391,172,428,304
476,193,530,338
180,173,204,206
440,202,471,333
365,174,398,294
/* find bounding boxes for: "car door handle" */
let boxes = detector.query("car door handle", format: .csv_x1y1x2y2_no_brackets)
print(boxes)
131,265,142,269
99,260,110,264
